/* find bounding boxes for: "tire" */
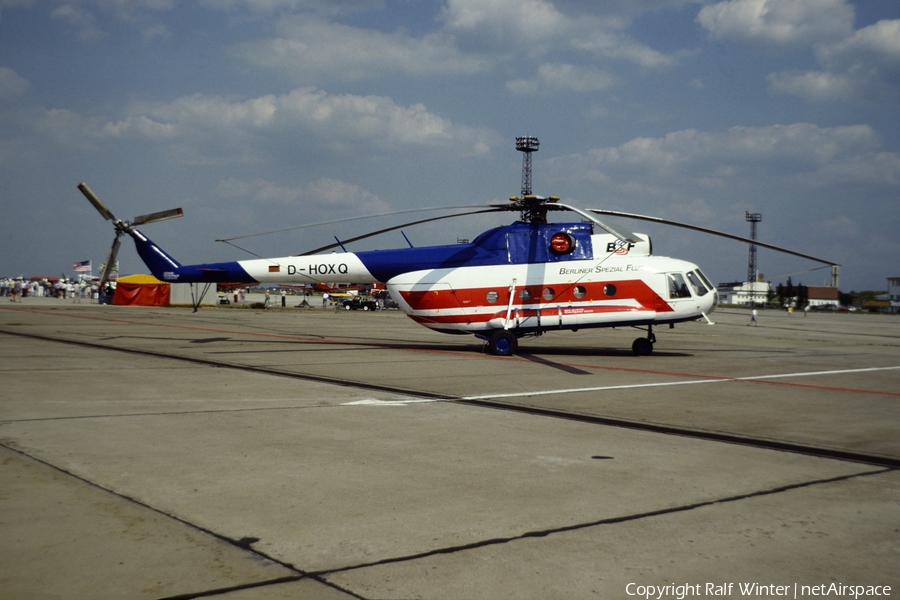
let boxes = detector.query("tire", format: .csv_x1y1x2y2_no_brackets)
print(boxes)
632,337,653,356
344,304,351,310
488,330,518,356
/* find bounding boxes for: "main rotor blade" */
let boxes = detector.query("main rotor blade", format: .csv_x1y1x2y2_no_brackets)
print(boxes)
78,182,116,222
100,237,122,287
299,208,507,255
552,203,641,243
218,205,501,243
589,209,839,266
132,207,184,226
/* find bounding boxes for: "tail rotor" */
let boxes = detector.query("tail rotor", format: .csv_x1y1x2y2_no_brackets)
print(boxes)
77,182,183,287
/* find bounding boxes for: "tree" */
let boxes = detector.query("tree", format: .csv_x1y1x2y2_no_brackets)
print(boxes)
795,282,808,309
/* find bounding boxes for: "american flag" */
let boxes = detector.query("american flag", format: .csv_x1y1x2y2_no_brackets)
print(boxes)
72,260,92,273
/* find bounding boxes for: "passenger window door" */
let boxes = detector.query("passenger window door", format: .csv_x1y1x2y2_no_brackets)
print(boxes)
666,273,692,299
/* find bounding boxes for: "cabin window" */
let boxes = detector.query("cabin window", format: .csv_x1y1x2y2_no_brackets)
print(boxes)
686,271,709,297
573,286,587,299
519,288,532,302
542,287,555,301
604,284,617,297
486,291,499,304
667,273,692,299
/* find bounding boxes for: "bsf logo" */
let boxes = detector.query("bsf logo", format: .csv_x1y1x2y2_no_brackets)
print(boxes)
606,241,635,255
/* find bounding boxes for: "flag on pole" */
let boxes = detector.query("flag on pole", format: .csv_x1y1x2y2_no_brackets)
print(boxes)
73,260,92,273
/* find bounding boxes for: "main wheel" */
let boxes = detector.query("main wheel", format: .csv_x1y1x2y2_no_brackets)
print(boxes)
488,330,518,356
632,337,653,356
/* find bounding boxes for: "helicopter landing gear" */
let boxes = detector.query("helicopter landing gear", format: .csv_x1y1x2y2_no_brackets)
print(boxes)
632,327,656,356
487,329,518,356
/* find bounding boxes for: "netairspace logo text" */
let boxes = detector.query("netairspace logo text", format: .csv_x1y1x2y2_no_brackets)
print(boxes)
625,583,892,599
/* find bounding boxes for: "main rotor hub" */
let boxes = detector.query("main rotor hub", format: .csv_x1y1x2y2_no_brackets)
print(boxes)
508,194,560,225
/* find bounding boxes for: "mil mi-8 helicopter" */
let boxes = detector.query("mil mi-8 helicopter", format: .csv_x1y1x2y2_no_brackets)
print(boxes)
77,141,838,357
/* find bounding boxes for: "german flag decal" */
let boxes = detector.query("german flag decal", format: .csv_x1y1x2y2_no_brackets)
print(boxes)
268,265,280,273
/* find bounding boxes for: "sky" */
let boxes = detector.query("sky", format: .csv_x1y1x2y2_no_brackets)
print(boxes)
1,0,898,293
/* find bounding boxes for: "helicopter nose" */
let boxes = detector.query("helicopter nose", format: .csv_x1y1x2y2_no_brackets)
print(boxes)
707,289,719,314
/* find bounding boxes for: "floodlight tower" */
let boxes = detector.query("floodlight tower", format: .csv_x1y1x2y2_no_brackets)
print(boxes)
516,136,539,196
746,211,762,283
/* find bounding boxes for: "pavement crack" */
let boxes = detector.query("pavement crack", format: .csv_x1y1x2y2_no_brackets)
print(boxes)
319,467,894,577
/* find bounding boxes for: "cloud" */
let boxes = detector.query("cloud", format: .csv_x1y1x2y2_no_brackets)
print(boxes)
697,0,854,46
441,0,570,41
218,176,390,213
51,4,104,42
571,29,680,69
199,0,382,17
508,63,617,94
766,70,854,101
226,0,684,96
236,16,488,80
30,87,497,158
0,68,30,98
558,123,899,189
767,19,900,103
42,0,174,42
827,19,900,61
442,0,682,68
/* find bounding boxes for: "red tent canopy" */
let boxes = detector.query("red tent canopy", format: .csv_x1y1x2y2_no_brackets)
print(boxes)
112,274,170,306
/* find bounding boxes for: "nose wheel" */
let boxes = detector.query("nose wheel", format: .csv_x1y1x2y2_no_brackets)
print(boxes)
632,327,656,356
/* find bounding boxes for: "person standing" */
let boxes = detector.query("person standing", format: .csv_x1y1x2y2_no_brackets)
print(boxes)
748,308,758,326
264,290,270,308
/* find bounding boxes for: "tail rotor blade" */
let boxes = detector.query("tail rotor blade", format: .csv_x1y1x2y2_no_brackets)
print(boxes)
132,207,184,226
78,183,116,222
100,237,122,286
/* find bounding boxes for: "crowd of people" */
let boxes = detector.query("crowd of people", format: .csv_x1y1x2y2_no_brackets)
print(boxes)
1,277,110,302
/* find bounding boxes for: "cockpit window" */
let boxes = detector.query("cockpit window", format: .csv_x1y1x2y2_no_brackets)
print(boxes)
695,269,714,291
686,270,709,297
667,273,692,299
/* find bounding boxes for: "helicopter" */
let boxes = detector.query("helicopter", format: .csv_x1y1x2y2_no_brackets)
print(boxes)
77,180,838,357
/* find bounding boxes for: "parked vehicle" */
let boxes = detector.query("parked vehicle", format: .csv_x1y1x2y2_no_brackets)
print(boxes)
342,296,378,311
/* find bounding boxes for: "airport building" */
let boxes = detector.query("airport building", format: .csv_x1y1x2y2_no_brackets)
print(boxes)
805,286,840,309
716,281,770,306
887,277,900,313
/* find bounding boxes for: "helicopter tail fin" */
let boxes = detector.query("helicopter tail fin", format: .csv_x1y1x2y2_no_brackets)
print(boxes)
130,229,184,281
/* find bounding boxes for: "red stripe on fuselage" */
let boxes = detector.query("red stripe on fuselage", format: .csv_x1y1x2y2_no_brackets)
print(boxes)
400,279,672,313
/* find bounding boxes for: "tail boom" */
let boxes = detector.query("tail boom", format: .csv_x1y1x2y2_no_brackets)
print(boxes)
130,229,377,285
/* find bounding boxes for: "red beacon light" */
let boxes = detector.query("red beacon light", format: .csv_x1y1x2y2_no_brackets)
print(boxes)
550,232,575,254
